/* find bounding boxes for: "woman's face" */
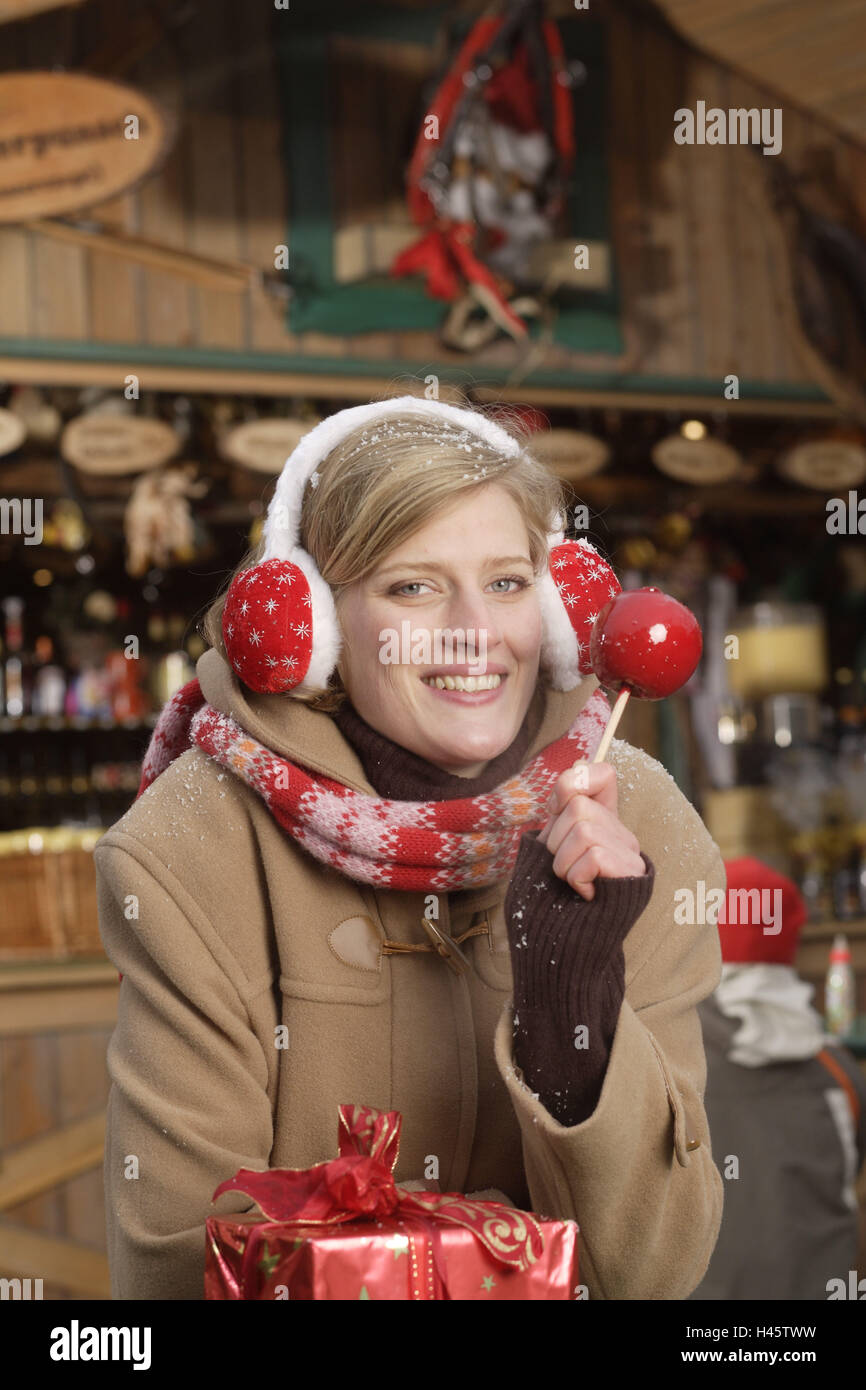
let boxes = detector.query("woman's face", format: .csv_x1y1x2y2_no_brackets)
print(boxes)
335,484,542,777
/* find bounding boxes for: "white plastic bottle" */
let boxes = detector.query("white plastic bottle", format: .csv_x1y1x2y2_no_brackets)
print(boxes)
825,934,856,1038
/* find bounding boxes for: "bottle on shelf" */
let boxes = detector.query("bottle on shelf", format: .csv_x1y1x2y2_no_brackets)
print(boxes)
825,934,856,1038
31,634,67,718
2,596,27,718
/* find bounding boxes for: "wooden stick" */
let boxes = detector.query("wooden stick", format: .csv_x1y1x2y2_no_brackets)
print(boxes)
26,219,256,293
591,686,631,764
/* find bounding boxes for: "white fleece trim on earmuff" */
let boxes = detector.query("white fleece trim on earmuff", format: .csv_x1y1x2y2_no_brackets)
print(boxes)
262,394,522,563
260,396,580,695
537,560,585,691
292,551,344,693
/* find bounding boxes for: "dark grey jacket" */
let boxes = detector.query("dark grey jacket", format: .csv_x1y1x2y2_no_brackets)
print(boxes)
690,995,866,1301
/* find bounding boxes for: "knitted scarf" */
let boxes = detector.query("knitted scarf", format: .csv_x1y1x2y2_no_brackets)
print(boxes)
137,676,611,892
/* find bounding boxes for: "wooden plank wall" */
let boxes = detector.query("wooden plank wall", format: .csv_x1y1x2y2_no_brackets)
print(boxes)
0,1025,111,1300
656,0,866,148
0,0,864,389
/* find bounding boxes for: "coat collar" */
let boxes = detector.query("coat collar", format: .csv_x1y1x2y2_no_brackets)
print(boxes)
197,646,602,798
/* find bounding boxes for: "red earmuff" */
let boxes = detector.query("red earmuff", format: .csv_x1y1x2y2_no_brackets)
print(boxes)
222,558,314,693
549,540,621,673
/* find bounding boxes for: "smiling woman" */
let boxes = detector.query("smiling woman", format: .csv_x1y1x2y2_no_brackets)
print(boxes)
201,396,562,723
96,390,725,1302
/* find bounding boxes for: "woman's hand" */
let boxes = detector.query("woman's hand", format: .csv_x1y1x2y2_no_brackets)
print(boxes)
536,761,645,901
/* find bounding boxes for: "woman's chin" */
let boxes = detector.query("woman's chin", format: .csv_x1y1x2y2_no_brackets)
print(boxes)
415,724,516,774
363,674,530,770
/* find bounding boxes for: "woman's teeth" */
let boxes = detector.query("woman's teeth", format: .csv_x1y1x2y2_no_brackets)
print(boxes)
421,673,502,691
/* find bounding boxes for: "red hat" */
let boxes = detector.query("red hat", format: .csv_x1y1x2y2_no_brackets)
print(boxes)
717,857,807,965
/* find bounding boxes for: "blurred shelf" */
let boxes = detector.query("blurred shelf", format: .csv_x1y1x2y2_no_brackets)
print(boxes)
0,714,157,733
0,956,117,1034
0,957,114,988
0,825,109,854
76,487,838,524
800,917,866,940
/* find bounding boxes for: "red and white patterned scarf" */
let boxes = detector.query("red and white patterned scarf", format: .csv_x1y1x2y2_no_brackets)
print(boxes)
137,677,611,892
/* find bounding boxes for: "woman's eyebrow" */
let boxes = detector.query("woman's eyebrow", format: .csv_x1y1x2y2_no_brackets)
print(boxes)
376,554,533,575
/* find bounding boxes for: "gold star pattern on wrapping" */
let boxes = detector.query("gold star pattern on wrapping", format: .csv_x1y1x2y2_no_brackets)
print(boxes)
481,1275,496,1292
384,1234,409,1259
257,1241,282,1279
359,1285,371,1299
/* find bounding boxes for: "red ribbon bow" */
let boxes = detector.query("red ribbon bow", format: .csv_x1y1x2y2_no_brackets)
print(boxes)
212,1104,545,1298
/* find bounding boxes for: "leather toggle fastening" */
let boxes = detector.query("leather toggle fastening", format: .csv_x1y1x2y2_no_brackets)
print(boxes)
381,919,489,976
420,917,472,975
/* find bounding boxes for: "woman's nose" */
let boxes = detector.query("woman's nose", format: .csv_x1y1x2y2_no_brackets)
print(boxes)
441,591,503,650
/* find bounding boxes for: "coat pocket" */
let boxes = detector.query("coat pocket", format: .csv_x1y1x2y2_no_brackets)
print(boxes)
646,1028,699,1168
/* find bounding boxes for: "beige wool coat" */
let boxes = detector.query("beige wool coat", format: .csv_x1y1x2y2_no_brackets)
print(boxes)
96,646,725,1300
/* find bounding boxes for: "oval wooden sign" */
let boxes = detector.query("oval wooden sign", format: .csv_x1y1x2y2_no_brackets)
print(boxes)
528,429,610,479
777,439,866,490
0,71,171,223
651,434,743,484
221,417,320,474
61,414,180,475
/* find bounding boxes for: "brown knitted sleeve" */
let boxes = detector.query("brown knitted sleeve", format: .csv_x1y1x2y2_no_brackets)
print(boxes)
504,829,655,1128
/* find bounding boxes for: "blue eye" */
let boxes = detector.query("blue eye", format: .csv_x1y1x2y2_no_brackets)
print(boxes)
492,576,531,593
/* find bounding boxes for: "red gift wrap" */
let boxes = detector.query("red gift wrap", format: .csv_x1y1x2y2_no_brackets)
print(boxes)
205,1104,580,1300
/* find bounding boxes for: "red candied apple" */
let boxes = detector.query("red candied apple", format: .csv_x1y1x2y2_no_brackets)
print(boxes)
589,587,702,699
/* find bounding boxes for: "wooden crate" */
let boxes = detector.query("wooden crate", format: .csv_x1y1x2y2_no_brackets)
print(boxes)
0,833,104,962
701,786,792,865
0,962,117,1300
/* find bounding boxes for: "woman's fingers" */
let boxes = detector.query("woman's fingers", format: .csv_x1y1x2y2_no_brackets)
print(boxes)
555,842,646,898
544,794,640,863
548,762,619,816
533,762,645,899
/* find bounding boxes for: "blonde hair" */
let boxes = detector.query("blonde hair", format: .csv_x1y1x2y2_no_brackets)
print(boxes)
201,390,568,714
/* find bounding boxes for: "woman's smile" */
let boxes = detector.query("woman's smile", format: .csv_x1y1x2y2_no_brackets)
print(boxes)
420,670,507,702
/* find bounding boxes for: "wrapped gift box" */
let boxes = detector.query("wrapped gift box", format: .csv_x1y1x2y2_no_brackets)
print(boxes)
205,1103,580,1300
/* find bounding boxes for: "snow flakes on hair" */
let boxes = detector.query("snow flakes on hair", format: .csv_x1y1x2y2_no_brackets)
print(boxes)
338,420,515,480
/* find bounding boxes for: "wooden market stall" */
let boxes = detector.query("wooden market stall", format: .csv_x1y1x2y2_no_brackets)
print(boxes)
1,0,865,1298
